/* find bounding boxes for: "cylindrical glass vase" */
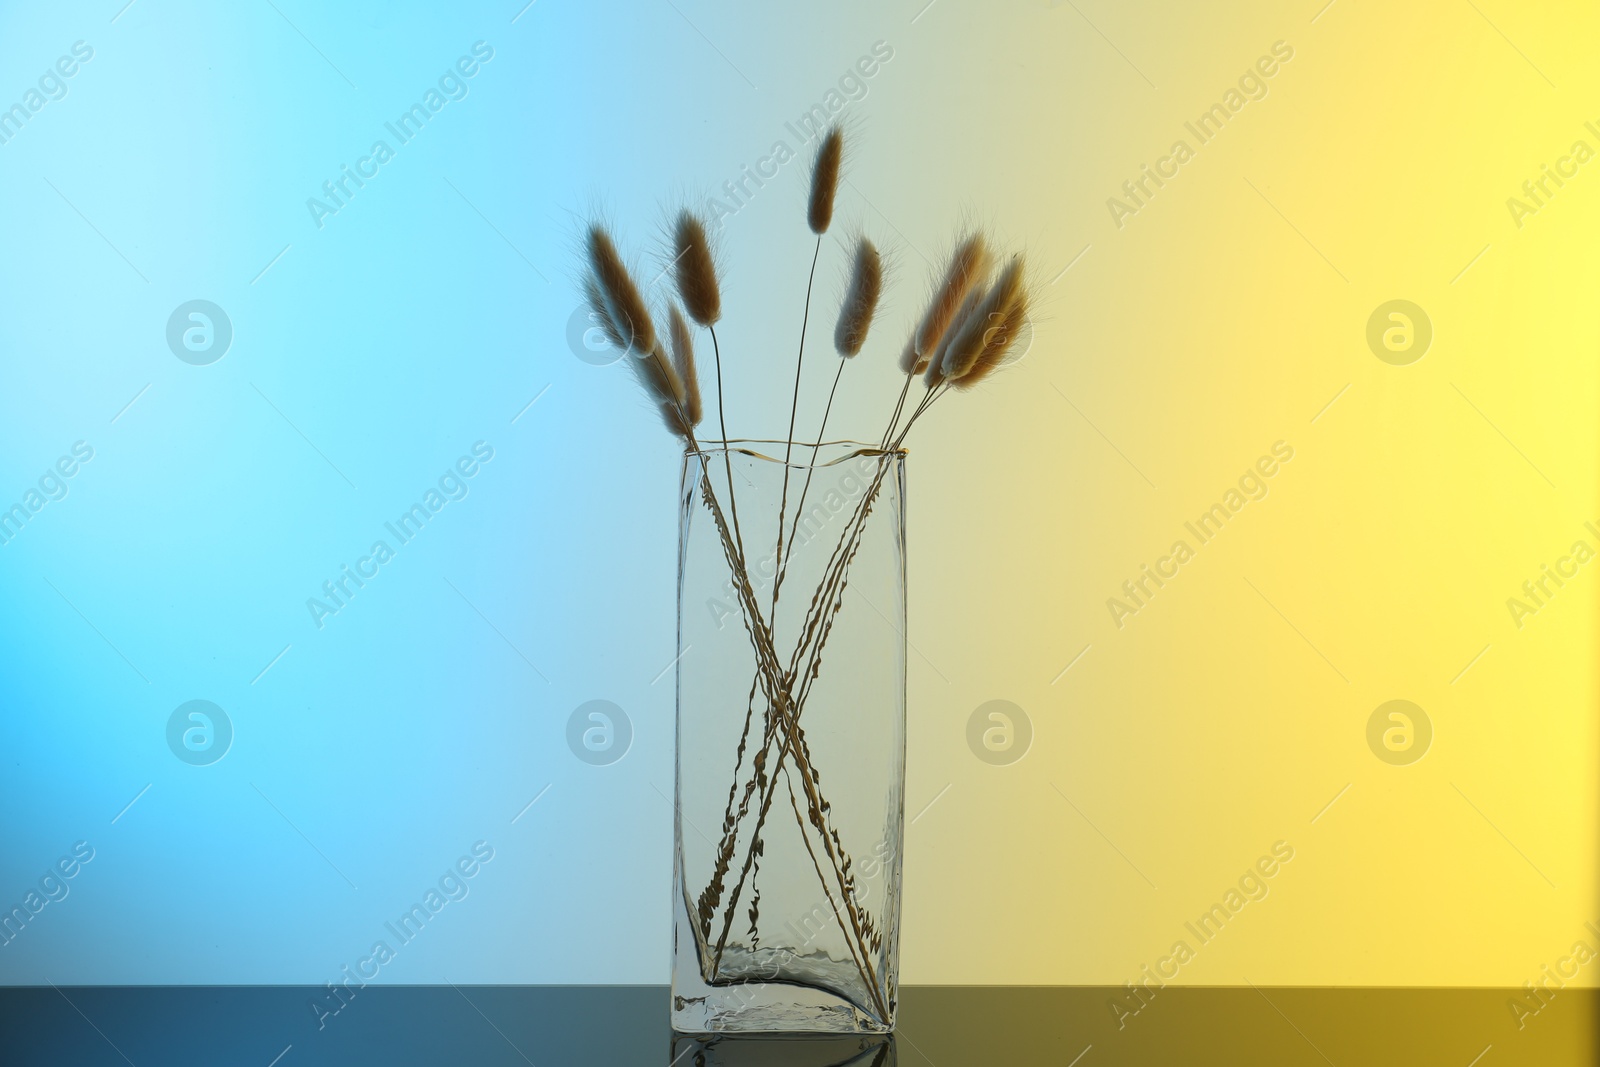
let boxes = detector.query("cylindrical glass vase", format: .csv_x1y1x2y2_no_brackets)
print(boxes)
673,440,907,1034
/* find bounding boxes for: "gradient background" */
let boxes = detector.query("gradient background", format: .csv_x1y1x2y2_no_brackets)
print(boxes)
0,0,1594,1012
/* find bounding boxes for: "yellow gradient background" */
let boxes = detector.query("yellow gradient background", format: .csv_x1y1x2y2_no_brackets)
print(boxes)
831,0,1600,987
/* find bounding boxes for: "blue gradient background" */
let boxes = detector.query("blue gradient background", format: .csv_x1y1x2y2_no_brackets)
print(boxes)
0,0,732,984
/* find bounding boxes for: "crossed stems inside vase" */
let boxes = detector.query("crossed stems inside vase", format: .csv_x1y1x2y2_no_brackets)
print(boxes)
686,391,941,1024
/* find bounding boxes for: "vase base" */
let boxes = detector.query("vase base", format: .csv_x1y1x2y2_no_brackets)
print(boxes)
672,989,892,1034
670,1029,895,1066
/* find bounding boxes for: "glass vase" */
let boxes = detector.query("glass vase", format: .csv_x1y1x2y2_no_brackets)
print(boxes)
672,440,907,1033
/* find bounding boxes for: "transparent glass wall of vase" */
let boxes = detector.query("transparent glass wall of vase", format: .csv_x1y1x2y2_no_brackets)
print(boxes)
673,441,907,1033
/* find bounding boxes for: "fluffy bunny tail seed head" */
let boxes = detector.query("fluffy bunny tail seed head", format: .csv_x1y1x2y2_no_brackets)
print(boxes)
660,400,696,442
939,256,1026,381
923,287,982,390
807,128,844,235
634,345,686,408
834,238,882,357
587,224,657,356
953,289,1030,390
668,305,704,426
672,211,721,327
625,343,695,443
582,274,628,351
915,233,990,359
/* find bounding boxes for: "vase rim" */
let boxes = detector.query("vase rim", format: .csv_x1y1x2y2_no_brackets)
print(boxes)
690,438,907,468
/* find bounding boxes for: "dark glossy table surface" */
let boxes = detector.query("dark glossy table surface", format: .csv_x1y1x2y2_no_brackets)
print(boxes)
1,986,1594,1065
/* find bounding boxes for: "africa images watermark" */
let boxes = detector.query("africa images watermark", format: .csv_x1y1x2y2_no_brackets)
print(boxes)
1504,118,1600,230
0,40,95,148
1507,921,1600,1032
0,441,95,549
1504,521,1600,630
0,841,96,951
305,441,495,629
703,451,883,630
702,40,894,230
1105,40,1295,229
310,840,496,1029
306,41,495,229
566,39,896,364
1105,441,1295,629
1111,840,1296,1029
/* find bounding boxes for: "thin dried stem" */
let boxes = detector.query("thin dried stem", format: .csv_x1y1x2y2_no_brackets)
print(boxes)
784,769,889,1020
774,358,846,591
770,235,823,621
881,371,914,450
